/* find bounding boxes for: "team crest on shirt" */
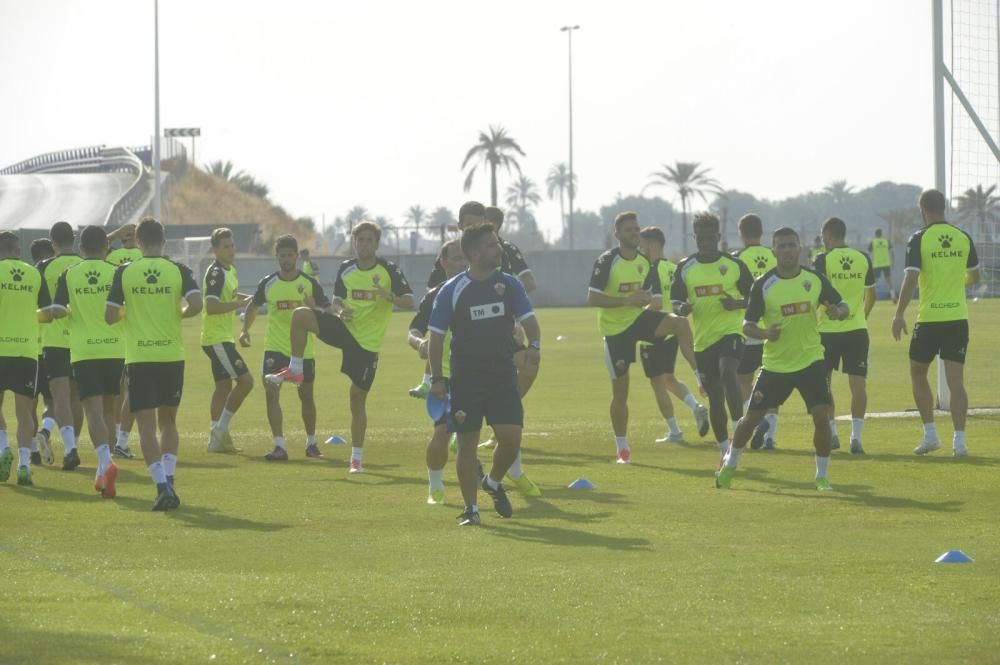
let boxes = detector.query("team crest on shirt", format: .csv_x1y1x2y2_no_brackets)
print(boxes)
752,390,764,404
455,410,467,424
803,279,812,292
494,282,506,296
637,265,644,274
297,284,305,294
235,359,245,369
719,264,728,276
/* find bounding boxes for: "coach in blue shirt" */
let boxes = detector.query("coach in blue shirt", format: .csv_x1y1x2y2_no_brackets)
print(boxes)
428,223,541,526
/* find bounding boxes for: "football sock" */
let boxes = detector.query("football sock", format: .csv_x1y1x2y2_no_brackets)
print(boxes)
306,434,316,447
116,429,130,448
218,410,234,430
484,475,500,491
507,451,524,479
18,447,30,467
162,453,177,478
682,393,700,410
466,504,479,514
851,418,864,441
614,436,629,452
148,460,167,486
428,468,444,490
422,373,432,386
717,439,730,456
815,455,830,478
0,430,8,452
210,420,219,430
96,444,112,474
42,417,57,435
766,413,779,438
274,436,286,450
289,356,304,374
724,446,743,469
954,431,966,447
829,419,837,436
923,422,939,441
666,417,681,435
61,426,77,452
351,447,363,462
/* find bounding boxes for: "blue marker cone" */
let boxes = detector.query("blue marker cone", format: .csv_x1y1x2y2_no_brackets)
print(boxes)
568,477,594,489
935,550,974,563
325,435,347,445
426,392,450,422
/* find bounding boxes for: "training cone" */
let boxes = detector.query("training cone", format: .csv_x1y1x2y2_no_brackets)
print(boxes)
325,435,347,445
568,477,594,489
935,550,974,564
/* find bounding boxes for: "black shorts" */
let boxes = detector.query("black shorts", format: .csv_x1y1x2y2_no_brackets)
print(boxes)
34,355,50,399
315,312,379,392
603,310,667,379
126,361,184,412
874,266,891,280
909,320,969,364
749,360,831,411
821,329,870,377
42,346,72,380
640,337,679,378
263,351,316,383
448,365,523,433
695,334,744,386
737,343,764,376
202,342,251,382
73,359,125,400
0,356,39,398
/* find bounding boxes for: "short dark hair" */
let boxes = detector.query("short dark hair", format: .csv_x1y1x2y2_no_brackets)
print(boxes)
0,231,19,255
30,238,54,262
484,206,504,227
919,189,947,215
299,248,310,257
638,226,665,246
458,201,486,228
440,238,462,261
614,211,638,231
136,217,165,246
874,228,883,237
80,225,108,255
822,217,847,241
460,224,496,259
352,221,382,242
772,226,799,243
692,212,720,233
211,227,234,248
275,234,298,254
738,214,763,238
49,221,75,248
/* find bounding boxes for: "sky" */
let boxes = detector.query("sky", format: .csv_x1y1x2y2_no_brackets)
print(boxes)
0,0,936,239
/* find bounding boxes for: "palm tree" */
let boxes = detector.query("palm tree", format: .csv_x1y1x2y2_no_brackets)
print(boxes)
430,206,457,241
546,162,577,239
644,161,723,253
954,184,1000,240
346,206,369,229
404,205,428,236
461,125,526,206
823,179,855,206
505,176,542,211
204,160,241,181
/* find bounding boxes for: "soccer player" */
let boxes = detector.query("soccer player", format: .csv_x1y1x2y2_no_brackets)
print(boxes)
671,212,753,462
106,217,202,510
637,226,709,442
107,225,141,457
36,221,84,470
892,189,979,456
47,225,125,497
29,238,55,466
809,235,825,263
202,228,254,454
240,235,328,461
267,222,415,473
0,231,45,486
428,224,540,526
716,227,849,491
589,211,697,463
814,217,876,454
300,248,320,281
732,214,779,449
868,228,896,302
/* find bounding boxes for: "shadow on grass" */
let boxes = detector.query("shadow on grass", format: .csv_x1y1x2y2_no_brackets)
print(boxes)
486,522,653,551
735,447,1000,467
2,628,175,665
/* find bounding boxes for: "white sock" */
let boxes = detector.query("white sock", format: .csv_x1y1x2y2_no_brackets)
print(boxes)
0,430,8,452
683,393,700,411
815,455,830,478
766,413,779,438
162,453,177,477
923,422,939,441
718,439,730,455
42,417,56,433
148,460,167,485
306,434,316,447
467,504,479,513
210,420,219,430
829,419,837,436
724,446,743,468
666,417,681,435
96,444,112,473
351,446,363,462
217,409,233,431
18,447,30,467
116,429,130,448
954,431,966,447
507,451,524,479
614,436,629,452
61,426,77,452
274,436,286,449
428,467,444,489
851,418,864,441
422,373,432,386
484,475,500,490
289,356,304,374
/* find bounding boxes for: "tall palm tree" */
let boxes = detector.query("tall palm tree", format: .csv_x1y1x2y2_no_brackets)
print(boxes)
954,184,1000,240
430,206,457,241
461,125,526,206
546,162,577,239
505,176,542,211
346,206,369,228
404,205,428,235
644,161,722,253
204,160,242,181
823,179,855,206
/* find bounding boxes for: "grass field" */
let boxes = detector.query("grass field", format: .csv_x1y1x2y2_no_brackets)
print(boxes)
2,301,999,664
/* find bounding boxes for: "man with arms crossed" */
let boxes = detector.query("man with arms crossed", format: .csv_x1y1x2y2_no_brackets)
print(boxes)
892,189,979,456
716,227,848,491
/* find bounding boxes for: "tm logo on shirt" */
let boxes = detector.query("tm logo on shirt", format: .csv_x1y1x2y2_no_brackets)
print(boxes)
617,282,641,293
780,302,812,316
470,302,505,320
351,289,379,301
694,284,724,297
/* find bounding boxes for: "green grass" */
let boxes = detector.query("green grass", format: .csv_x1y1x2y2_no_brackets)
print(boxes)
2,301,999,664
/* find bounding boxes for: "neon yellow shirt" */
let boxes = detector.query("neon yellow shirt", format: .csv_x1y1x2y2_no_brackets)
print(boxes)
589,248,660,336
53,259,125,361
106,247,143,266
201,261,240,346
252,271,328,358
671,254,753,351
904,222,978,323
813,248,875,333
333,258,413,352
37,254,82,349
0,259,43,359
868,238,891,268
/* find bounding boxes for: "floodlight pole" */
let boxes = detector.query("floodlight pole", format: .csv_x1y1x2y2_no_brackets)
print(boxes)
153,0,162,221
561,25,579,250
932,0,951,410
